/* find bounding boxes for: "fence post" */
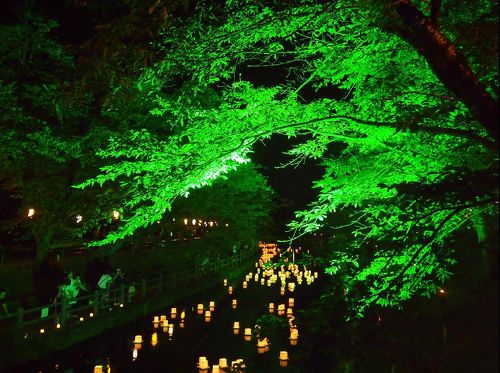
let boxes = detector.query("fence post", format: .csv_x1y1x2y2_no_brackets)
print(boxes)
141,278,146,300
16,307,24,328
159,274,163,293
93,291,99,315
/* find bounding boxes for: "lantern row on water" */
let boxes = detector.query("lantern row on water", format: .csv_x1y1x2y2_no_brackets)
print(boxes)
118,241,314,372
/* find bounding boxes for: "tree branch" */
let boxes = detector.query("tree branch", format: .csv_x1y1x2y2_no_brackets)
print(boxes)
389,0,499,145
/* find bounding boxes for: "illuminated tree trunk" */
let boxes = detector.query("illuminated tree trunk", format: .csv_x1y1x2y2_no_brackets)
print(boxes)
391,0,499,144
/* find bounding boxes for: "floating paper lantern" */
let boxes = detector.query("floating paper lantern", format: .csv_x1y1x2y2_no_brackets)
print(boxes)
280,287,285,295
288,298,294,307
94,366,103,373
198,356,209,370
151,332,158,347
243,281,247,289
257,337,269,354
278,304,285,316
211,365,220,373
168,325,174,336
197,304,204,314
219,358,228,369
228,286,233,295
244,328,252,341
233,321,240,334
209,301,215,311
232,299,237,309
40,328,45,334
279,351,289,367
223,279,228,286
269,303,275,313
171,308,177,319
287,308,293,317
205,310,211,322
134,335,143,350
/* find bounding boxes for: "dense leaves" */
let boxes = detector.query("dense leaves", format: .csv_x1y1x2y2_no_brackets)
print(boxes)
80,0,498,316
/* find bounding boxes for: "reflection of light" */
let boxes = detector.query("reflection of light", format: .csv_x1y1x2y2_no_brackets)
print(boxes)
28,208,35,218
76,214,83,223
132,348,138,361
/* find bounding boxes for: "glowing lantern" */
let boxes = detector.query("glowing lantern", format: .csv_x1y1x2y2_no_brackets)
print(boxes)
90,312,94,317
223,279,228,286
192,218,197,225
133,335,143,350
79,317,84,322
151,332,158,347
28,208,35,218
257,337,269,354
153,316,159,328
228,286,233,295
171,308,177,319
94,366,103,373
198,357,209,370
184,218,188,225
287,308,293,317
278,304,285,316
288,298,294,307
209,301,215,311
76,214,83,223
314,272,318,278
209,221,214,227
197,304,204,314
56,323,61,329
233,321,240,334
289,330,299,345
211,365,220,373
40,328,45,334
269,303,275,313
244,328,252,341
168,325,174,337
280,287,285,295
219,358,228,369
232,299,237,309
279,351,289,367
160,315,167,324
181,310,186,320
113,210,120,220
243,281,247,289
204,310,211,322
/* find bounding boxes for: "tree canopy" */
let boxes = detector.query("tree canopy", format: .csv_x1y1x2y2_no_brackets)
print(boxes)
80,0,498,316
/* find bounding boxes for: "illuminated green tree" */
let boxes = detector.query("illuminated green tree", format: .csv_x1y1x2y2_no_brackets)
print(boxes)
82,0,498,316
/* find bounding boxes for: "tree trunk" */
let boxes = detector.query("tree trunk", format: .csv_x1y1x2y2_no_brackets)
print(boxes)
33,228,53,262
390,0,499,144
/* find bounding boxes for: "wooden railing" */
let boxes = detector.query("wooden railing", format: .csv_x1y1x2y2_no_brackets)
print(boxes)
0,251,253,332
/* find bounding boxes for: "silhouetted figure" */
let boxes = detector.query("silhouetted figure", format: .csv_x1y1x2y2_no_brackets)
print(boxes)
32,254,65,305
85,256,112,290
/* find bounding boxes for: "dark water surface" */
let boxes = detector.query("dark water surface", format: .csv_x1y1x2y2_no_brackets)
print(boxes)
17,262,324,372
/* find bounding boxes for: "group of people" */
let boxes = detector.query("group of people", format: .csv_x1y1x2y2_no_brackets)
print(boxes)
55,268,127,306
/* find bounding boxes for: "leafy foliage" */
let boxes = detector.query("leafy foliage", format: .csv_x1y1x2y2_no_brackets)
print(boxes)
81,0,498,316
